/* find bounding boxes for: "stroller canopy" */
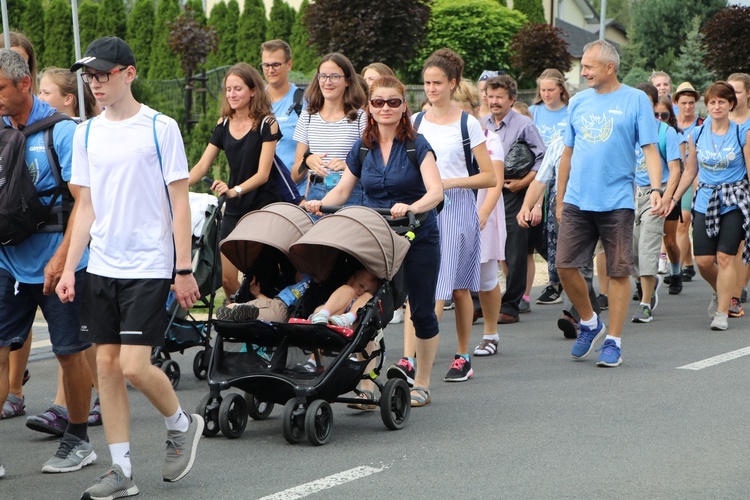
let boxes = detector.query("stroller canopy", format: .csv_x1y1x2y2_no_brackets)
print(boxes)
220,203,314,271
288,206,410,282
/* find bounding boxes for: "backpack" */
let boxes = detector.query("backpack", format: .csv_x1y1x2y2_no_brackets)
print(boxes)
0,113,73,246
259,116,303,205
413,110,479,176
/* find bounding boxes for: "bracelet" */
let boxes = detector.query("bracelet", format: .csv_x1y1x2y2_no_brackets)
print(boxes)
647,188,664,196
302,149,312,169
175,268,193,275
672,197,678,205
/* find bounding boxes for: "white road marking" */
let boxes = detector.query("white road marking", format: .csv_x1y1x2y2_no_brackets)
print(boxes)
258,465,386,499
677,346,750,370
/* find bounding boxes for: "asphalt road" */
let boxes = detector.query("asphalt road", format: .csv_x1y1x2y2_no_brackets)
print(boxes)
4,274,750,499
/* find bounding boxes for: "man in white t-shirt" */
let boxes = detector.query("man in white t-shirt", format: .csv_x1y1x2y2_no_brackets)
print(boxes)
57,36,203,499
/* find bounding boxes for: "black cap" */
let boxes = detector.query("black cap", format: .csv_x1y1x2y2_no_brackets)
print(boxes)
70,36,136,72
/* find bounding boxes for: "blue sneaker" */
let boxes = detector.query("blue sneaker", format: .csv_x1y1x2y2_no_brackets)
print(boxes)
571,317,606,359
596,339,622,367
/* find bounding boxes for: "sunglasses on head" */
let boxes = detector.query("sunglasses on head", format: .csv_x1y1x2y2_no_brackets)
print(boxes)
370,98,404,108
654,111,670,120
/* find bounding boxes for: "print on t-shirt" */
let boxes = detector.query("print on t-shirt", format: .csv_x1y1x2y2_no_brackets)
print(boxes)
581,113,614,144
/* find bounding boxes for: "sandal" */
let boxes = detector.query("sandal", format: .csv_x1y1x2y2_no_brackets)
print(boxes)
410,387,431,407
347,390,377,411
473,338,498,356
1,394,26,419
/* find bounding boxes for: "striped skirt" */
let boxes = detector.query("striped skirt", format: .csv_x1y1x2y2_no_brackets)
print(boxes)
436,187,481,300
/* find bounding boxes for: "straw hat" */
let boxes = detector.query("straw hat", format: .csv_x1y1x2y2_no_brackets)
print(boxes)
673,82,700,102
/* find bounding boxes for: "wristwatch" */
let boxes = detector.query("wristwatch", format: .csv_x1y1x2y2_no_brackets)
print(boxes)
234,185,243,196
175,268,193,275
647,188,664,196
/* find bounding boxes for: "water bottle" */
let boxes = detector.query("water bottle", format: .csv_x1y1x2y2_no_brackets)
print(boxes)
324,170,342,189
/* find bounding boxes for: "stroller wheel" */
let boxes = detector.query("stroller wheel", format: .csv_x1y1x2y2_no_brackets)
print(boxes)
305,400,333,446
380,378,411,430
161,360,180,389
196,393,222,437
244,392,274,420
193,350,208,380
219,393,248,439
282,400,306,444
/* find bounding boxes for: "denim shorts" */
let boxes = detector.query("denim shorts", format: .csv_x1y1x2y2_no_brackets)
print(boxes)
0,268,90,355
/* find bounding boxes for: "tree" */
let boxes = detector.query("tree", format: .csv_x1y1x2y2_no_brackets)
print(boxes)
622,67,651,87
22,0,45,64
289,0,317,75
149,0,183,80
168,6,218,76
628,0,727,74
42,0,72,68
410,0,526,81
126,0,155,76
513,0,545,24
590,0,631,27
673,17,715,92
185,0,207,25
510,23,572,87
235,0,267,68
78,0,101,51
96,0,127,40
7,0,27,31
305,0,431,72
703,6,750,78
267,0,296,42
207,2,230,69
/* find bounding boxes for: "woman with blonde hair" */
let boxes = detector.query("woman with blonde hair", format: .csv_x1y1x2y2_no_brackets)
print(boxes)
361,62,395,89
39,67,100,120
189,62,281,299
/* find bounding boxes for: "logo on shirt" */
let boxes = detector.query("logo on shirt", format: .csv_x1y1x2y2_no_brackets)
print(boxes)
581,113,614,144
634,148,646,172
537,125,562,146
698,148,729,173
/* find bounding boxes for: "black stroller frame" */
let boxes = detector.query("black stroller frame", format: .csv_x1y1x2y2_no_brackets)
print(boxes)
196,206,415,445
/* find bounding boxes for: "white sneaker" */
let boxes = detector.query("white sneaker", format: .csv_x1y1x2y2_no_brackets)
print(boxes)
389,307,405,324
657,254,669,275
708,292,719,319
710,312,728,331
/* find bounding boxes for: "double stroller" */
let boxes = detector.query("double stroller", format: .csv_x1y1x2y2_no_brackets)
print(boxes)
151,192,224,388
196,202,413,445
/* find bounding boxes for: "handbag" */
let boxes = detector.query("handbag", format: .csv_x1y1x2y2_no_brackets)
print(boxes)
504,139,535,180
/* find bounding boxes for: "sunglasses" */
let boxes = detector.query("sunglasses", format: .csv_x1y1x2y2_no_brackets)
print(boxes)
654,111,670,120
370,98,404,108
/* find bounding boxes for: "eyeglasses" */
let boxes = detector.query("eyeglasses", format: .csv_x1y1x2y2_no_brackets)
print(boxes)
318,73,344,84
654,111,670,120
80,67,128,84
370,98,404,109
261,61,289,71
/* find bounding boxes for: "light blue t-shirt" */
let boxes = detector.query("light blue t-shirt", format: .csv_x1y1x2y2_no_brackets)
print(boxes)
563,85,659,211
635,122,681,187
270,85,304,194
0,97,88,283
693,122,749,215
530,104,568,147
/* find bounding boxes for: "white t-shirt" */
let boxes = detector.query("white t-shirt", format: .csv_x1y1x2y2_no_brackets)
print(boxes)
71,104,189,279
413,112,486,179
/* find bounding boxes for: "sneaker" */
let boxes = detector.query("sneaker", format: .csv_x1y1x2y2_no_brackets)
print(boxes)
708,292,719,319
681,266,696,282
632,304,653,323
536,283,563,304
597,294,609,311
386,357,415,387
328,314,353,328
742,287,747,303
729,298,744,318
663,274,671,286
668,273,682,295
596,339,622,367
389,307,405,324
291,360,319,373
0,461,4,478
81,464,139,500
162,413,204,482
657,254,669,274
88,398,102,427
473,338,498,356
1,394,25,419
443,299,455,310
26,405,69,436
632,281,642,302
223,303,260,322
710,311,729,331
444,355,474,382
518,298,531,314
571,317,606,359
309,311,329,324
650,276,660,311
41,433,97,473
558,311,579,339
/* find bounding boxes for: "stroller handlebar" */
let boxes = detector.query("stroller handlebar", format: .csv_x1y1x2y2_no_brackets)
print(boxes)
202,176,227,208
319,206,418,240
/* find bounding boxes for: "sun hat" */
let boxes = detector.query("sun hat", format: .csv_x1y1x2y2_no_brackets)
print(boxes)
673,81,700,102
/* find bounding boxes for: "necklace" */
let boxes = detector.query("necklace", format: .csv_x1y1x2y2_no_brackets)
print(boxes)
710,125,728,154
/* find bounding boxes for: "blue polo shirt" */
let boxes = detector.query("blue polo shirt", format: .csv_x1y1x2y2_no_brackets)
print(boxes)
270,85,304,193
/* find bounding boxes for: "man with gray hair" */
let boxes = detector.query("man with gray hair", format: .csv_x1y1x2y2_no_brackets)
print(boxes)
556,39,663,367
0,48,96,474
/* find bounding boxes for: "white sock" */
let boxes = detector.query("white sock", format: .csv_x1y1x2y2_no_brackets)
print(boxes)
605,335,621,348
483,333,499,341
164,406,189,433
639,302,651,309
581,313,598,329
109,442,132,478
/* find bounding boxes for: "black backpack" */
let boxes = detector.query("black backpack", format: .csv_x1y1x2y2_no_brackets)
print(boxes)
0,113,72,246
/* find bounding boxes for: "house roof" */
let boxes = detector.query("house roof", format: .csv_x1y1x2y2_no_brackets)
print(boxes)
555,18,620,58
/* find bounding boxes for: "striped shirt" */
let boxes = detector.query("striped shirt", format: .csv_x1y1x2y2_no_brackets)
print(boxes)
293,108,366,169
